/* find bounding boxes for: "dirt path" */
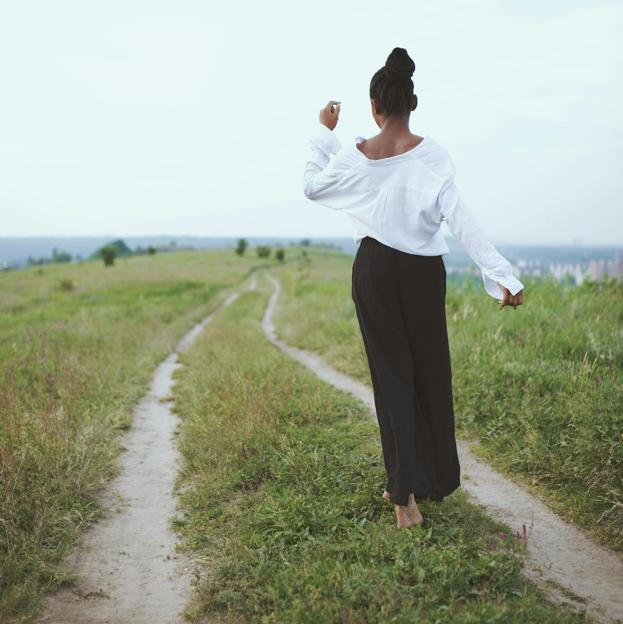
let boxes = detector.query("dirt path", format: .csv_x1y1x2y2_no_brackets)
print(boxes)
41,289,242,624
261,272,623,624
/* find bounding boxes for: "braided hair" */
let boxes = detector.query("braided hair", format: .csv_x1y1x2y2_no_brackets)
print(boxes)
370,47,417,117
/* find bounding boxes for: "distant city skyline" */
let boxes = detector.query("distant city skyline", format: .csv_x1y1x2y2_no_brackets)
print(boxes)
1,1,622,245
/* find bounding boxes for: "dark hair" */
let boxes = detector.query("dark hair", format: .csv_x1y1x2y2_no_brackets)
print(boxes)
370,47,416,117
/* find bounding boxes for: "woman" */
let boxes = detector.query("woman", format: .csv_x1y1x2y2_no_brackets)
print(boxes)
302,47,524,529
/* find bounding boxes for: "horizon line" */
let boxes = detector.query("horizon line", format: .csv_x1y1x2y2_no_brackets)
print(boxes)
1,234,622,248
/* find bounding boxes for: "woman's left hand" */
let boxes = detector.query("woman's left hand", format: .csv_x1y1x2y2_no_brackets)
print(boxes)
498,285,524,310
319,100,340,130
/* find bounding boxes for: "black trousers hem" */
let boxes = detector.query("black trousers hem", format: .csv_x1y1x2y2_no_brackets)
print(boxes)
386,475,461,506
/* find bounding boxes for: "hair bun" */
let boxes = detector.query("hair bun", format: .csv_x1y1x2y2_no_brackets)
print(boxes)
384,47,415,83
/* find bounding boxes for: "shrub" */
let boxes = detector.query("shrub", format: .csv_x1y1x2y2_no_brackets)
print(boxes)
101,246,116,267
236,239,248,256
51,247,72,263
92,239,133,260
57,278,75,292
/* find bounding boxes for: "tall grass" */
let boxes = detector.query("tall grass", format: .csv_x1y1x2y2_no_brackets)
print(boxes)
0,250,265,621
271,248,623,553
172,272,590,622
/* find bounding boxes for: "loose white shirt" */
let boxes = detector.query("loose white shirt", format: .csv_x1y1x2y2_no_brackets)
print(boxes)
302,122,524,301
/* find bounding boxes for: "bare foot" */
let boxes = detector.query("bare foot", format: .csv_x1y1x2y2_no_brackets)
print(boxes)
394,493,424,529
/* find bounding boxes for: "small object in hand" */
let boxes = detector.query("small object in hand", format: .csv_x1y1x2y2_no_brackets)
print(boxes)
331,101,341,113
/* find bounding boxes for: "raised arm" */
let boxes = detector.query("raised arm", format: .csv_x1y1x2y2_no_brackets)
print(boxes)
437,174,524,305
302,100,366,210
302,121,344,202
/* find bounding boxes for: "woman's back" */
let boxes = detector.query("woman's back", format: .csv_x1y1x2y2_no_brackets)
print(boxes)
303,122,454,253
303,120,524,301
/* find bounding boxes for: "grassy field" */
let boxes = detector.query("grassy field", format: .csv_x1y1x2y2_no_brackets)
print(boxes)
0,249,270,621
2,245,618,622
270,247,623,554
172,270,591,623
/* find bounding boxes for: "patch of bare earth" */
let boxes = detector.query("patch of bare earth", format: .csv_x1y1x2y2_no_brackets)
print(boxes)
41,290,242,624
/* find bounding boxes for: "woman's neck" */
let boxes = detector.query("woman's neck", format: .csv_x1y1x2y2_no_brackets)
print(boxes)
378,114,412,136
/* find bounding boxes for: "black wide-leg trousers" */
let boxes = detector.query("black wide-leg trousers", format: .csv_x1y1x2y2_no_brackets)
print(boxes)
351,236,461,507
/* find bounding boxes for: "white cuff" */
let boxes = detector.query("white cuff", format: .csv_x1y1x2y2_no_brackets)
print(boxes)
482,270,524,300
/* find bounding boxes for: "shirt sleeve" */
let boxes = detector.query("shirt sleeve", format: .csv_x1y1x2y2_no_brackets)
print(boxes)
437,174,524,300
302,122,346,208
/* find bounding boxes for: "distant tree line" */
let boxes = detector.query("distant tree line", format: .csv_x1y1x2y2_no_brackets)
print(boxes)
287,239,339,249
234,238,285,262
25,237,325,270
93,239,167,267
27,247,75,266
232,237,340,262
25,238,185,269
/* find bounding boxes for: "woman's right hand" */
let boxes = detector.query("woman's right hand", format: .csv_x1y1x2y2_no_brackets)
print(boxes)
498,285,524,310
319,100,340,130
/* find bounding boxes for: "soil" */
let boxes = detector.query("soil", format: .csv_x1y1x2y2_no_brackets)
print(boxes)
40,290,242,623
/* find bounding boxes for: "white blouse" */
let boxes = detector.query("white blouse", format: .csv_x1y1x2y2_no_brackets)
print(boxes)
302,122,524,300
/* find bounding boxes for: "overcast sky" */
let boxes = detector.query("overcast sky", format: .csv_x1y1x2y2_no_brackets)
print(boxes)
1,0,621,245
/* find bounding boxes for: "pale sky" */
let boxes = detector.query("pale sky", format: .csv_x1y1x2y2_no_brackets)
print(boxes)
1,0,621,245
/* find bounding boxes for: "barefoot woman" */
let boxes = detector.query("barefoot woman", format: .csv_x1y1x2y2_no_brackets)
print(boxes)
302,47,524,529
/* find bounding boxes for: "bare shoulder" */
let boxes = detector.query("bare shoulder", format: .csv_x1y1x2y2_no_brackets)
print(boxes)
355,133,425,159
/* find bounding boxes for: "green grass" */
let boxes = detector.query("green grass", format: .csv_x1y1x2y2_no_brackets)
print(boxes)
172,270,591,623
270,247,623,554
0,249,270,621
2,244,616,622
